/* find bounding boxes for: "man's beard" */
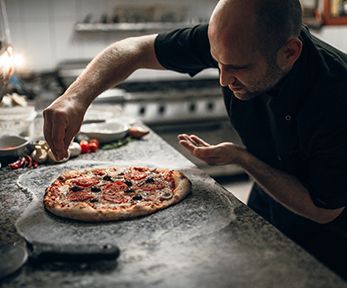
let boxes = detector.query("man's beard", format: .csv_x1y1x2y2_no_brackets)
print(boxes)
233,62,286,101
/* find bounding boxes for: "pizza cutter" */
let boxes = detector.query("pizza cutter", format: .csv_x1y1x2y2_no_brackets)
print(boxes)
0,241,120,279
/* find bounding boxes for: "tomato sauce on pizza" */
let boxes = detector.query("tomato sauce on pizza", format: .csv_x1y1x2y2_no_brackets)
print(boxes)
43,166,191,222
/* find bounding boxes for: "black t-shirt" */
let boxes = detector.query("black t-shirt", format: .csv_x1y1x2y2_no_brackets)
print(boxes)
155,24,347,277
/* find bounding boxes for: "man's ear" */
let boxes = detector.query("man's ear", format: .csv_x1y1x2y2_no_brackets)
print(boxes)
276,38,302,70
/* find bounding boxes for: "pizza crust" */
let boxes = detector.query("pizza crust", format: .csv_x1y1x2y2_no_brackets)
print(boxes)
44,167,191,222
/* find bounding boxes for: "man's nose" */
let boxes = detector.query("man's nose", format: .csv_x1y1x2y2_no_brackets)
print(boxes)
219,68,236,87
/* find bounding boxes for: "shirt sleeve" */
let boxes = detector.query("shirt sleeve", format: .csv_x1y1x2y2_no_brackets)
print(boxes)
154,24,218,77
306,91,347,209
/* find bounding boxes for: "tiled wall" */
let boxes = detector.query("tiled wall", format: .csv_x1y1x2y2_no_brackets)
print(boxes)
5,0,347,72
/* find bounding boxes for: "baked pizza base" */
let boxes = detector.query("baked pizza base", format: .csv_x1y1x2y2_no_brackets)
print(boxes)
44,167,191,222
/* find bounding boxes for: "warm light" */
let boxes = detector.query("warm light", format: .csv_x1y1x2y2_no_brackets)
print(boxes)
0,45,14,80
12,53,25,70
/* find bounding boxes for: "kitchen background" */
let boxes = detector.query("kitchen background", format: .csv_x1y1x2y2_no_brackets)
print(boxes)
3,0,347,203
4,0,347,72
6,0,216,72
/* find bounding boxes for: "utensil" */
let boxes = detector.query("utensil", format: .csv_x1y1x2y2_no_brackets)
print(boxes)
0,241,120,279
0,244,27,279
0,135,29,159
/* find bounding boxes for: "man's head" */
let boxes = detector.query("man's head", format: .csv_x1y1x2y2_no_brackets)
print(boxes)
208,0,303,100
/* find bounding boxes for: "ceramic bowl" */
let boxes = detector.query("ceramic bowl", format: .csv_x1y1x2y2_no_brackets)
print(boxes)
80,121,129,143
0,135,30,158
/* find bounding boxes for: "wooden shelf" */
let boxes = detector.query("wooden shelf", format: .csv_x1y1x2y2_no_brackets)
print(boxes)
323,0,347,25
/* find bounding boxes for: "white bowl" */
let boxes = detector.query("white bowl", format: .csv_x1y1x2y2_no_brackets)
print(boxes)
80,121,129,143
0,135,30,158
0,106,37,138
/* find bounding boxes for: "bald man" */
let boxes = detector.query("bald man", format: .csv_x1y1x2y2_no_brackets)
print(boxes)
44,0,347,278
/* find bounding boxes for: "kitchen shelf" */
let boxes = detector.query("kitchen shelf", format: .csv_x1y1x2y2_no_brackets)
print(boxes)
74,21,202,32
323,0,347,25
303,17,324,30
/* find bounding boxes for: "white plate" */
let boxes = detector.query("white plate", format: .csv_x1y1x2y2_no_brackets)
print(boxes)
80,121,129,143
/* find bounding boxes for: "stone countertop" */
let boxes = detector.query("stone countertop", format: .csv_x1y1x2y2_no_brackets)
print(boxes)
0,130,346,288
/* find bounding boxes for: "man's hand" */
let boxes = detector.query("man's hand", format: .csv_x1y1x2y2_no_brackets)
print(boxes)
43,95,86,160
177,134,246,165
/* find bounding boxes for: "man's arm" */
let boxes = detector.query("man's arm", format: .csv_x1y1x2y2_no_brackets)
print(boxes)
178,134,345,224
43,34,163,160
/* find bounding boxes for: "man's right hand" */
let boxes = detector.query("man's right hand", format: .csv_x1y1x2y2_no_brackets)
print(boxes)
43,95,86,160
42,34,162,160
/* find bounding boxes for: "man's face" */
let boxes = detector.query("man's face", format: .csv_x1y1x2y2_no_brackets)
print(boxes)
210,43,285,100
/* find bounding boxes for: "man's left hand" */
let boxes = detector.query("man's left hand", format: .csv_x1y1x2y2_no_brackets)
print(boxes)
177,134,246,165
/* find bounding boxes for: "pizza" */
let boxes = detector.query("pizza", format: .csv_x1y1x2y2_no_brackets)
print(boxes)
43,166,191,222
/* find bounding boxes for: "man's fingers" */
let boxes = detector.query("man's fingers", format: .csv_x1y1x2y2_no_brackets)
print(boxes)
51,115,68,159
64,128,77,151
189,135,209,147
177,134,190,142
179,140,196,152
178,134,209,148
43,110,53,151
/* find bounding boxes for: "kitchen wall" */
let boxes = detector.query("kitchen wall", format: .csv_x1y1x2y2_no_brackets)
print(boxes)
5,0,347,72
312,26,347,52
5,0,217,72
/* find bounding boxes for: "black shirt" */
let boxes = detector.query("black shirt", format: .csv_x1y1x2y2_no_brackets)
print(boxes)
155,24,347,278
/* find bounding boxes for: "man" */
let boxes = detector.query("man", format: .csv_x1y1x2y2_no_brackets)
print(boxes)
44,0,347,278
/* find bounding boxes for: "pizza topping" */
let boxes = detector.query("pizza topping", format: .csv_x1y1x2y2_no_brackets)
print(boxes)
92,169,105,176
124,180,132,187
91,186,101,193
102,175,112,181
89,198,99,203
72,177,99,188
125,188,134,193
102,193,130,204
132,194,143,201
145,177,155,183
70,185,82,192
104,181,128,193
68,191,95,202
124,168,148,180
138,191,156,201
160,191,173,200
141,182,166,191
140,191,150,198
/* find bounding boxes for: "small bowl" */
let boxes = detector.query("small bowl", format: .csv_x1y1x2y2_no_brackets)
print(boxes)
0,135,30,159
80,121,129,143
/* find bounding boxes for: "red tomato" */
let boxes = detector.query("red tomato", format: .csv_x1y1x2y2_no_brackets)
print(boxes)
89,139,100,149
80,140,89,154
88,142,98,153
